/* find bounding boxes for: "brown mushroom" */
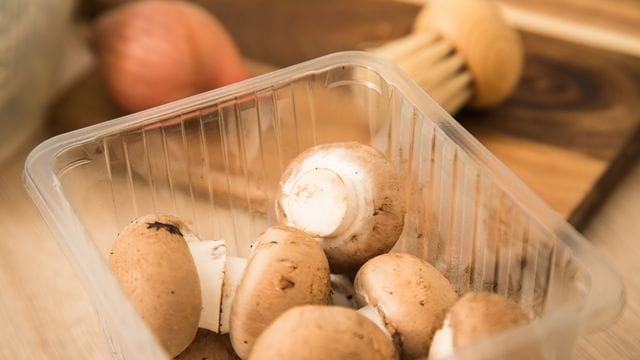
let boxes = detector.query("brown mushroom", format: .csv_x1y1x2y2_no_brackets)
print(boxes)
276,142,406,273
109,214,201,357
229,226,332,359
429,292,530,359
354,253,457,359
175,329,238,360
248,305,396,360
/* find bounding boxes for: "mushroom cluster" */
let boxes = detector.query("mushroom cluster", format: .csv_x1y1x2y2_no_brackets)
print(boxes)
108,141,533,359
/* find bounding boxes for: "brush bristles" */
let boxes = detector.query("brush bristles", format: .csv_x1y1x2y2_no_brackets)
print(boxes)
371,30,473,113
430,72,473,113
373,31,439,59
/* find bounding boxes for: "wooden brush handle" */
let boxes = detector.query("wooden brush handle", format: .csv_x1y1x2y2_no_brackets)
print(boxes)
373,0,523,112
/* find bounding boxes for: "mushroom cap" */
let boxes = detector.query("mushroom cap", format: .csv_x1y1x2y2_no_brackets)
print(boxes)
175,329,238,360
354,253,457,359
277,142,406,273
229,226,331,358
448,292,529,349
414,0,523,108
109,214,201,357
248,305,396,360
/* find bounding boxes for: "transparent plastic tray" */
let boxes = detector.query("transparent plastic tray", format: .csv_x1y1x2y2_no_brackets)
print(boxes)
24,52,623,359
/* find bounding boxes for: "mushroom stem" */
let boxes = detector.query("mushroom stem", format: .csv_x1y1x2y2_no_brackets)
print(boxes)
281,165,363,238
429,316,454,359
357,305,389,336
188,240,248,334
219,256,246,334
330,274,358,308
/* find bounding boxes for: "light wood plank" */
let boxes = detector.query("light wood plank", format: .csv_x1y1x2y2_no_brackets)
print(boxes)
0,136,110,360
470,129,607,218
576,157,640,360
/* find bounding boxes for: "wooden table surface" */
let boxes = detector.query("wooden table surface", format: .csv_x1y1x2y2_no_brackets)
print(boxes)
2,2,640,360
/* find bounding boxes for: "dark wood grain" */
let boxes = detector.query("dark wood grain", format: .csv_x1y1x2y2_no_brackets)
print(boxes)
459,32,640,161
458,31,640,226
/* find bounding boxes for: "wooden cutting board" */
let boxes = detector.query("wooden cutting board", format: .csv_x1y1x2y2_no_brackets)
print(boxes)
458,31,640,229
53,0,640,230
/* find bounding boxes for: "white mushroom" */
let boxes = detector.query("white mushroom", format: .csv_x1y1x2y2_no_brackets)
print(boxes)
277,142,406,273
354,253,458,359
428,292,530,359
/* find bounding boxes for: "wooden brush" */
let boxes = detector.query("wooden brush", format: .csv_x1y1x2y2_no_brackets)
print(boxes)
370,0,524,113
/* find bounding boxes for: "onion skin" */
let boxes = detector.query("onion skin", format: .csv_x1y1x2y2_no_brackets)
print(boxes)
95,0,248,113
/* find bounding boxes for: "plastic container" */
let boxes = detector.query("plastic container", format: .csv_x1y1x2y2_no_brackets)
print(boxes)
24,52,623,359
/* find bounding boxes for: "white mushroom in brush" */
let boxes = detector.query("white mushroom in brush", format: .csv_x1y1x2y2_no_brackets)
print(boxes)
354,253,458,359
429,292,530,359
248,305,396,360
276,142,406,273
110,216,331,358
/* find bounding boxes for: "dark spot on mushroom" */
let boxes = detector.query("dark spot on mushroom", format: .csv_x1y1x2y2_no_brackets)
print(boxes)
349,235,358,243
109,252,113,255
211,243,225,259
146,221,183,236
278,277,295,291
280,259,298,271
171,290,175,295
347,295,353,300
419,300,425,306
270,241,278,245
243,341,248,344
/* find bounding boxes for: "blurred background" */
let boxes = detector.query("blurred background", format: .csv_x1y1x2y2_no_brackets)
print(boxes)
0,0,639,358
